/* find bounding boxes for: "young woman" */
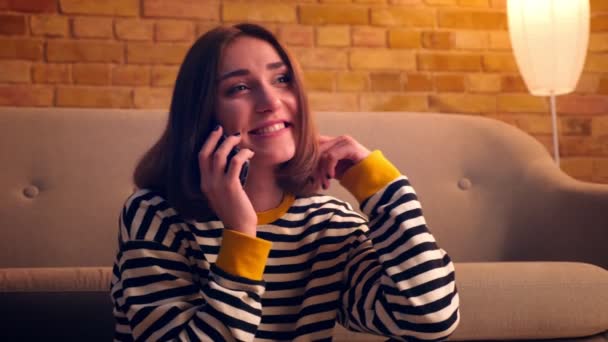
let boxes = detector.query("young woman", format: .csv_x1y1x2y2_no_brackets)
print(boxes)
110,23,460,341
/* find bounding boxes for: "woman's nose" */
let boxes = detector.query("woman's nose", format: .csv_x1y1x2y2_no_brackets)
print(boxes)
254,85,280,113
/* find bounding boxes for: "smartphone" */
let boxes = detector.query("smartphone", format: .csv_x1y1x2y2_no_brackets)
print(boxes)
215,134,249,187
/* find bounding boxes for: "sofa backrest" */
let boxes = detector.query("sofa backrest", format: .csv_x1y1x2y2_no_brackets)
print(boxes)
1,108,607,268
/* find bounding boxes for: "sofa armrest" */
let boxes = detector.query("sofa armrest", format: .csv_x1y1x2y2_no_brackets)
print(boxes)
451,262,608,341
507,159,608,269
0,267,114,341
0,267,112,292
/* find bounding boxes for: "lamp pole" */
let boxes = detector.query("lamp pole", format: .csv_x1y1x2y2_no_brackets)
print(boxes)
549,94,559,166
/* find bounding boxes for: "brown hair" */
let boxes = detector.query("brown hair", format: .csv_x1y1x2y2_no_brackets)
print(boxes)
133,23,319,220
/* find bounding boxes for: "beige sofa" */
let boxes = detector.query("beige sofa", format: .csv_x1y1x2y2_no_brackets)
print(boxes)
0,107,607,341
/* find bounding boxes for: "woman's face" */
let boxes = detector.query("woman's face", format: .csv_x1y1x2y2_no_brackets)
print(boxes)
215,36,298,167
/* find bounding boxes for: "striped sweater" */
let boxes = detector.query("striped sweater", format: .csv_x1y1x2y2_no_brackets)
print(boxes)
110,151,460,341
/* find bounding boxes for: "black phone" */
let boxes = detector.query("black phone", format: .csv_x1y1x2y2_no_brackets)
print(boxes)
215,134,249,187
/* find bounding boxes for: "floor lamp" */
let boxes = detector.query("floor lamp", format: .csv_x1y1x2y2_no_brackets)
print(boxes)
507,0,590,167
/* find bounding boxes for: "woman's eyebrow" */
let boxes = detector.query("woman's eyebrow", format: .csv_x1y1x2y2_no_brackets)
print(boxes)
218,62,286,82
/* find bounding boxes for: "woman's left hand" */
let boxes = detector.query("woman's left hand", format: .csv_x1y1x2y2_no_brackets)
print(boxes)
316,135,371,190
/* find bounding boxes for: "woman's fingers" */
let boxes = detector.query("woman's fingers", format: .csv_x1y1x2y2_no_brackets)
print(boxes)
199,125,223,179
226,148,254,185
317,135,370,189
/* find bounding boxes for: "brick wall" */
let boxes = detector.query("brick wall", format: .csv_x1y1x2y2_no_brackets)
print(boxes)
1,0,608,183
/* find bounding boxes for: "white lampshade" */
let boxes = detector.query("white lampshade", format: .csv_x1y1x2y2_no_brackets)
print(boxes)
507,0,590,96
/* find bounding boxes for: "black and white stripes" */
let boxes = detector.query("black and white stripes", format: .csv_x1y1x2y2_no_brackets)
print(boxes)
111,176,459,341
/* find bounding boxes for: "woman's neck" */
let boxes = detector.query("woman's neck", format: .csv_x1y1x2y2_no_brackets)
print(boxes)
243,165,284,213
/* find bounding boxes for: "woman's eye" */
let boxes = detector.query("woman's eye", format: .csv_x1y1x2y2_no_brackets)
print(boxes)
226,84,248,95
276,74,291,85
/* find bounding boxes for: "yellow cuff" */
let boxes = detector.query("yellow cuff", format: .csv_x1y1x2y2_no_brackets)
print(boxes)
216,230,272,281
339,150,401,203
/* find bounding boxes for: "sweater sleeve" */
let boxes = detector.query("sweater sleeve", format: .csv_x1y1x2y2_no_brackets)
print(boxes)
110,191,271,342
336,151,460,341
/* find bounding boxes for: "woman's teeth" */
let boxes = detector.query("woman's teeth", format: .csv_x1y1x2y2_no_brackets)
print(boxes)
253,122,286,135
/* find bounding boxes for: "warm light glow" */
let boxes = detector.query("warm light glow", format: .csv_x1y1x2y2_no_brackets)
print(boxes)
507,0,590,96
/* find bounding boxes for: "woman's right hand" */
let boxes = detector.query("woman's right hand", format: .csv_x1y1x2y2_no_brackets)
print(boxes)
199,125,257,236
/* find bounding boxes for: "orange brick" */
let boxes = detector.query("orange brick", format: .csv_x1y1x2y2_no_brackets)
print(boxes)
223,2,296,23
591,0,608,12
0,38,44,60
371,7,434,27
291,48,348,69
133,87,172,109
57,86,132,108
354,0,387,3
490,113,552,135
278,25,313,47
336,71,369,91
155,20,193,41
47,40,123,62
360,94,428,111
488,31,511,50
557,95,608,115
418,53,481,71
32,63,70,83
112,65,150,86
584,54,608,72
599,77,608,94
593,159,608,183
422,31,453,49
0,14,26,34
404,73,433,91
307,92,359,111
151,65,179,86
388,29,421,48
350,49,416,70
370,72,402,91
591,14,608,32
458,0,489,7
303,70,335,91
0,85,53,106
72,17,113,38
316,26,350,47
560,136,605,156
127,42,189,65
429,94,495,113
435,74,465,91
72,63,110,85
592,115,608,137
561,117,591,136
589,33,608,52
438,10,506,30
9,0,56,13
426,0,457,5
352,26,386,47
143,0,218,20
490,0,505,8
0,60,30,82
575,74,600,94
300,5,368,25
466,73,501,92
454,31,487,49
389,0,423,3
482,53,518,72
115,19,154,41
501,75,527,92
561,158,593,181
497,94,548,113
60,0,138,16
196,22,221,37
30,15,68,37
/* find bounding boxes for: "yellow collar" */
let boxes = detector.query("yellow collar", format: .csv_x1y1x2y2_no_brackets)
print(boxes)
256,193,295,224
